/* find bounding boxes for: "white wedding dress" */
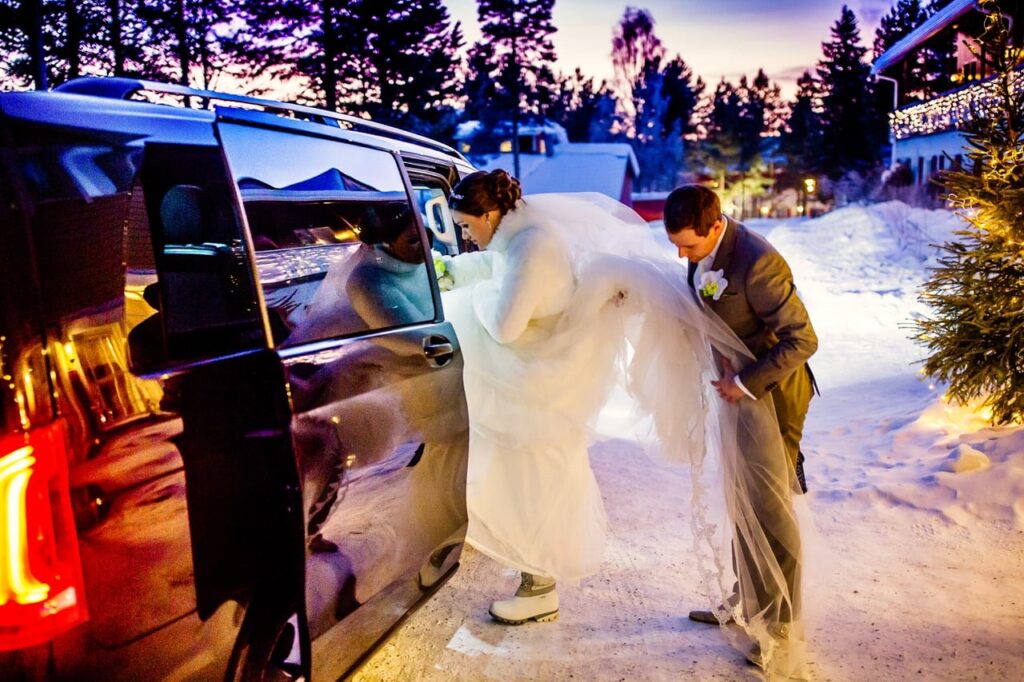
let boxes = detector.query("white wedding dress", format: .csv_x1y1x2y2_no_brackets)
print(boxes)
443,194,807,678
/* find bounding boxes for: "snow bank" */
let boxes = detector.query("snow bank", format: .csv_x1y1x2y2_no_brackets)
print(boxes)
764,202,1024,531
757,202,959,389
895,398,1024,528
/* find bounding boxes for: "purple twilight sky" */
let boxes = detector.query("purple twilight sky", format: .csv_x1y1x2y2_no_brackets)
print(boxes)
445,0,894,97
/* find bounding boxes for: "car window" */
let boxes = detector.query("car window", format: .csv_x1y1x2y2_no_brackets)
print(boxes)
137,144,268,368
219,124,437,347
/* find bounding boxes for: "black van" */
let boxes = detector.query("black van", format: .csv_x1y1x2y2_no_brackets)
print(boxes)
0,77,472,680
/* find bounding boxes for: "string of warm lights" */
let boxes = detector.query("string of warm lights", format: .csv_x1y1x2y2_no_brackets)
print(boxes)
891,74,1022,140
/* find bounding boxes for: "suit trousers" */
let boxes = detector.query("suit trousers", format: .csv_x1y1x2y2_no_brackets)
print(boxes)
769,364,814,473
732,395,803,625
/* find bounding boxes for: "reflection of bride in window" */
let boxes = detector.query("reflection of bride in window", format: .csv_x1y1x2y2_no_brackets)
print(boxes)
346,205,433,329
288,204,433,343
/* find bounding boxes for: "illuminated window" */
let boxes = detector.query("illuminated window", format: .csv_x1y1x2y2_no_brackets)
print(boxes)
499,140,512,153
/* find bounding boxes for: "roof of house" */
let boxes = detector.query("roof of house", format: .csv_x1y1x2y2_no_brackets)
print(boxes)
455,119,571,145
872,0,978,74
473,143,640,199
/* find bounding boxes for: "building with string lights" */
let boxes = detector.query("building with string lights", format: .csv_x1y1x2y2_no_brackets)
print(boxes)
871,0,1022,197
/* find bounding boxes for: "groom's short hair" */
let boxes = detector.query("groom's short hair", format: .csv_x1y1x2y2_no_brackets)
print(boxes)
664,185,721,236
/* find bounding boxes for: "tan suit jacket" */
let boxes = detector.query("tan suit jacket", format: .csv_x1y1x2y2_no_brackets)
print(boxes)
689,217,818,468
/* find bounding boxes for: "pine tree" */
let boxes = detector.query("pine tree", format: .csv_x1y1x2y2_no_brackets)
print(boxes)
873,0,930,102
464,2,557,126
354,0,464,137
660,55,704,141
585,84,621,144
230,0,360,110
736,69,781,170
920,0,958,97
547,68,617,142
463,40,499,120
816,6,887,185
95,0,152,79
632,68,684,191
732,70,782,216
137,0,238,89
0,0,185,89
779,70,823,181
873,0,927,59
0,0,63,88
696,78,744,188
749,69,783,135
462,0,557,174
874,0,957,102
913,3,1024,425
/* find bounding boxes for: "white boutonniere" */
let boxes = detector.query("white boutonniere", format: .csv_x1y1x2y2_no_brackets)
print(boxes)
432,250,455,292
699,269,728,301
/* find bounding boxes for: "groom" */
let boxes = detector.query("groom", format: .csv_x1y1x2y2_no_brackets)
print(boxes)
663,185,817,633
664,184,817,492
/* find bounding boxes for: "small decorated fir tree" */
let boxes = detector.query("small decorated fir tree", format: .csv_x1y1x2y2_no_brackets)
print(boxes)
914,1,1024,424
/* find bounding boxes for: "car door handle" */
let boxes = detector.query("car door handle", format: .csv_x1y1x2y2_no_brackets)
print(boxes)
423,336,454,366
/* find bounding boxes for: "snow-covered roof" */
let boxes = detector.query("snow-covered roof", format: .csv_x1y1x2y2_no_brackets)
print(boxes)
455,120,484,140
454,119,571,145
473,143,639,199
512,121,571,144
872,0,978,74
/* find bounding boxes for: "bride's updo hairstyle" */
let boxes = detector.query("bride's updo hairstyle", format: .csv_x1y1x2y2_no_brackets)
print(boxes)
449,169,522,217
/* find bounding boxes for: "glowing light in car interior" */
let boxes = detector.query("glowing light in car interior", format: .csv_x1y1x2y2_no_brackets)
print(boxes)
0,446,50,606
20,371,35,422
14,389,29,431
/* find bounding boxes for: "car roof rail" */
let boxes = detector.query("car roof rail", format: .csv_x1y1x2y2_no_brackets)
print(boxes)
54,77,467,163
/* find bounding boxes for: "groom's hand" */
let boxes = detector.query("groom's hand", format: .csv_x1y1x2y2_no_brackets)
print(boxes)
712,357,746,404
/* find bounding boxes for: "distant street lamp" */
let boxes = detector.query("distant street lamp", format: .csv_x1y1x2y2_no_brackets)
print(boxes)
874,74,900,170
507,4,522,179
802,177,816,217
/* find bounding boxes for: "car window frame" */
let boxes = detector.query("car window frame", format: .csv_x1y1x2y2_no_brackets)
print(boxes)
405,166,467,257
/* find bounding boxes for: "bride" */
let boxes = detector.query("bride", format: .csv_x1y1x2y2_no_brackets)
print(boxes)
443,170,805,677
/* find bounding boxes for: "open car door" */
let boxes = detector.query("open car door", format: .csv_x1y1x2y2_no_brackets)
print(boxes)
216,109,470,680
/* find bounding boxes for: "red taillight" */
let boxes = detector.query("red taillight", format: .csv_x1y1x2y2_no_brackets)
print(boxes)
0,420,88,650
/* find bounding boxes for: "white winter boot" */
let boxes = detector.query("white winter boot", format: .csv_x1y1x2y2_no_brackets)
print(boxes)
488,573,559,624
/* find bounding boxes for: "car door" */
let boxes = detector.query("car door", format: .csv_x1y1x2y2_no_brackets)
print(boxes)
128,140,310,681
216,110,469,680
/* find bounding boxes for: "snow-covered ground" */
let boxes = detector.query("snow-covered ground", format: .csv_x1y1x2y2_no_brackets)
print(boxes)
354,202,1024,681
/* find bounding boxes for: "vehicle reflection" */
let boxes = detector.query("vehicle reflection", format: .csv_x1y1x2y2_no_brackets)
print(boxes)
284,325,467,662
